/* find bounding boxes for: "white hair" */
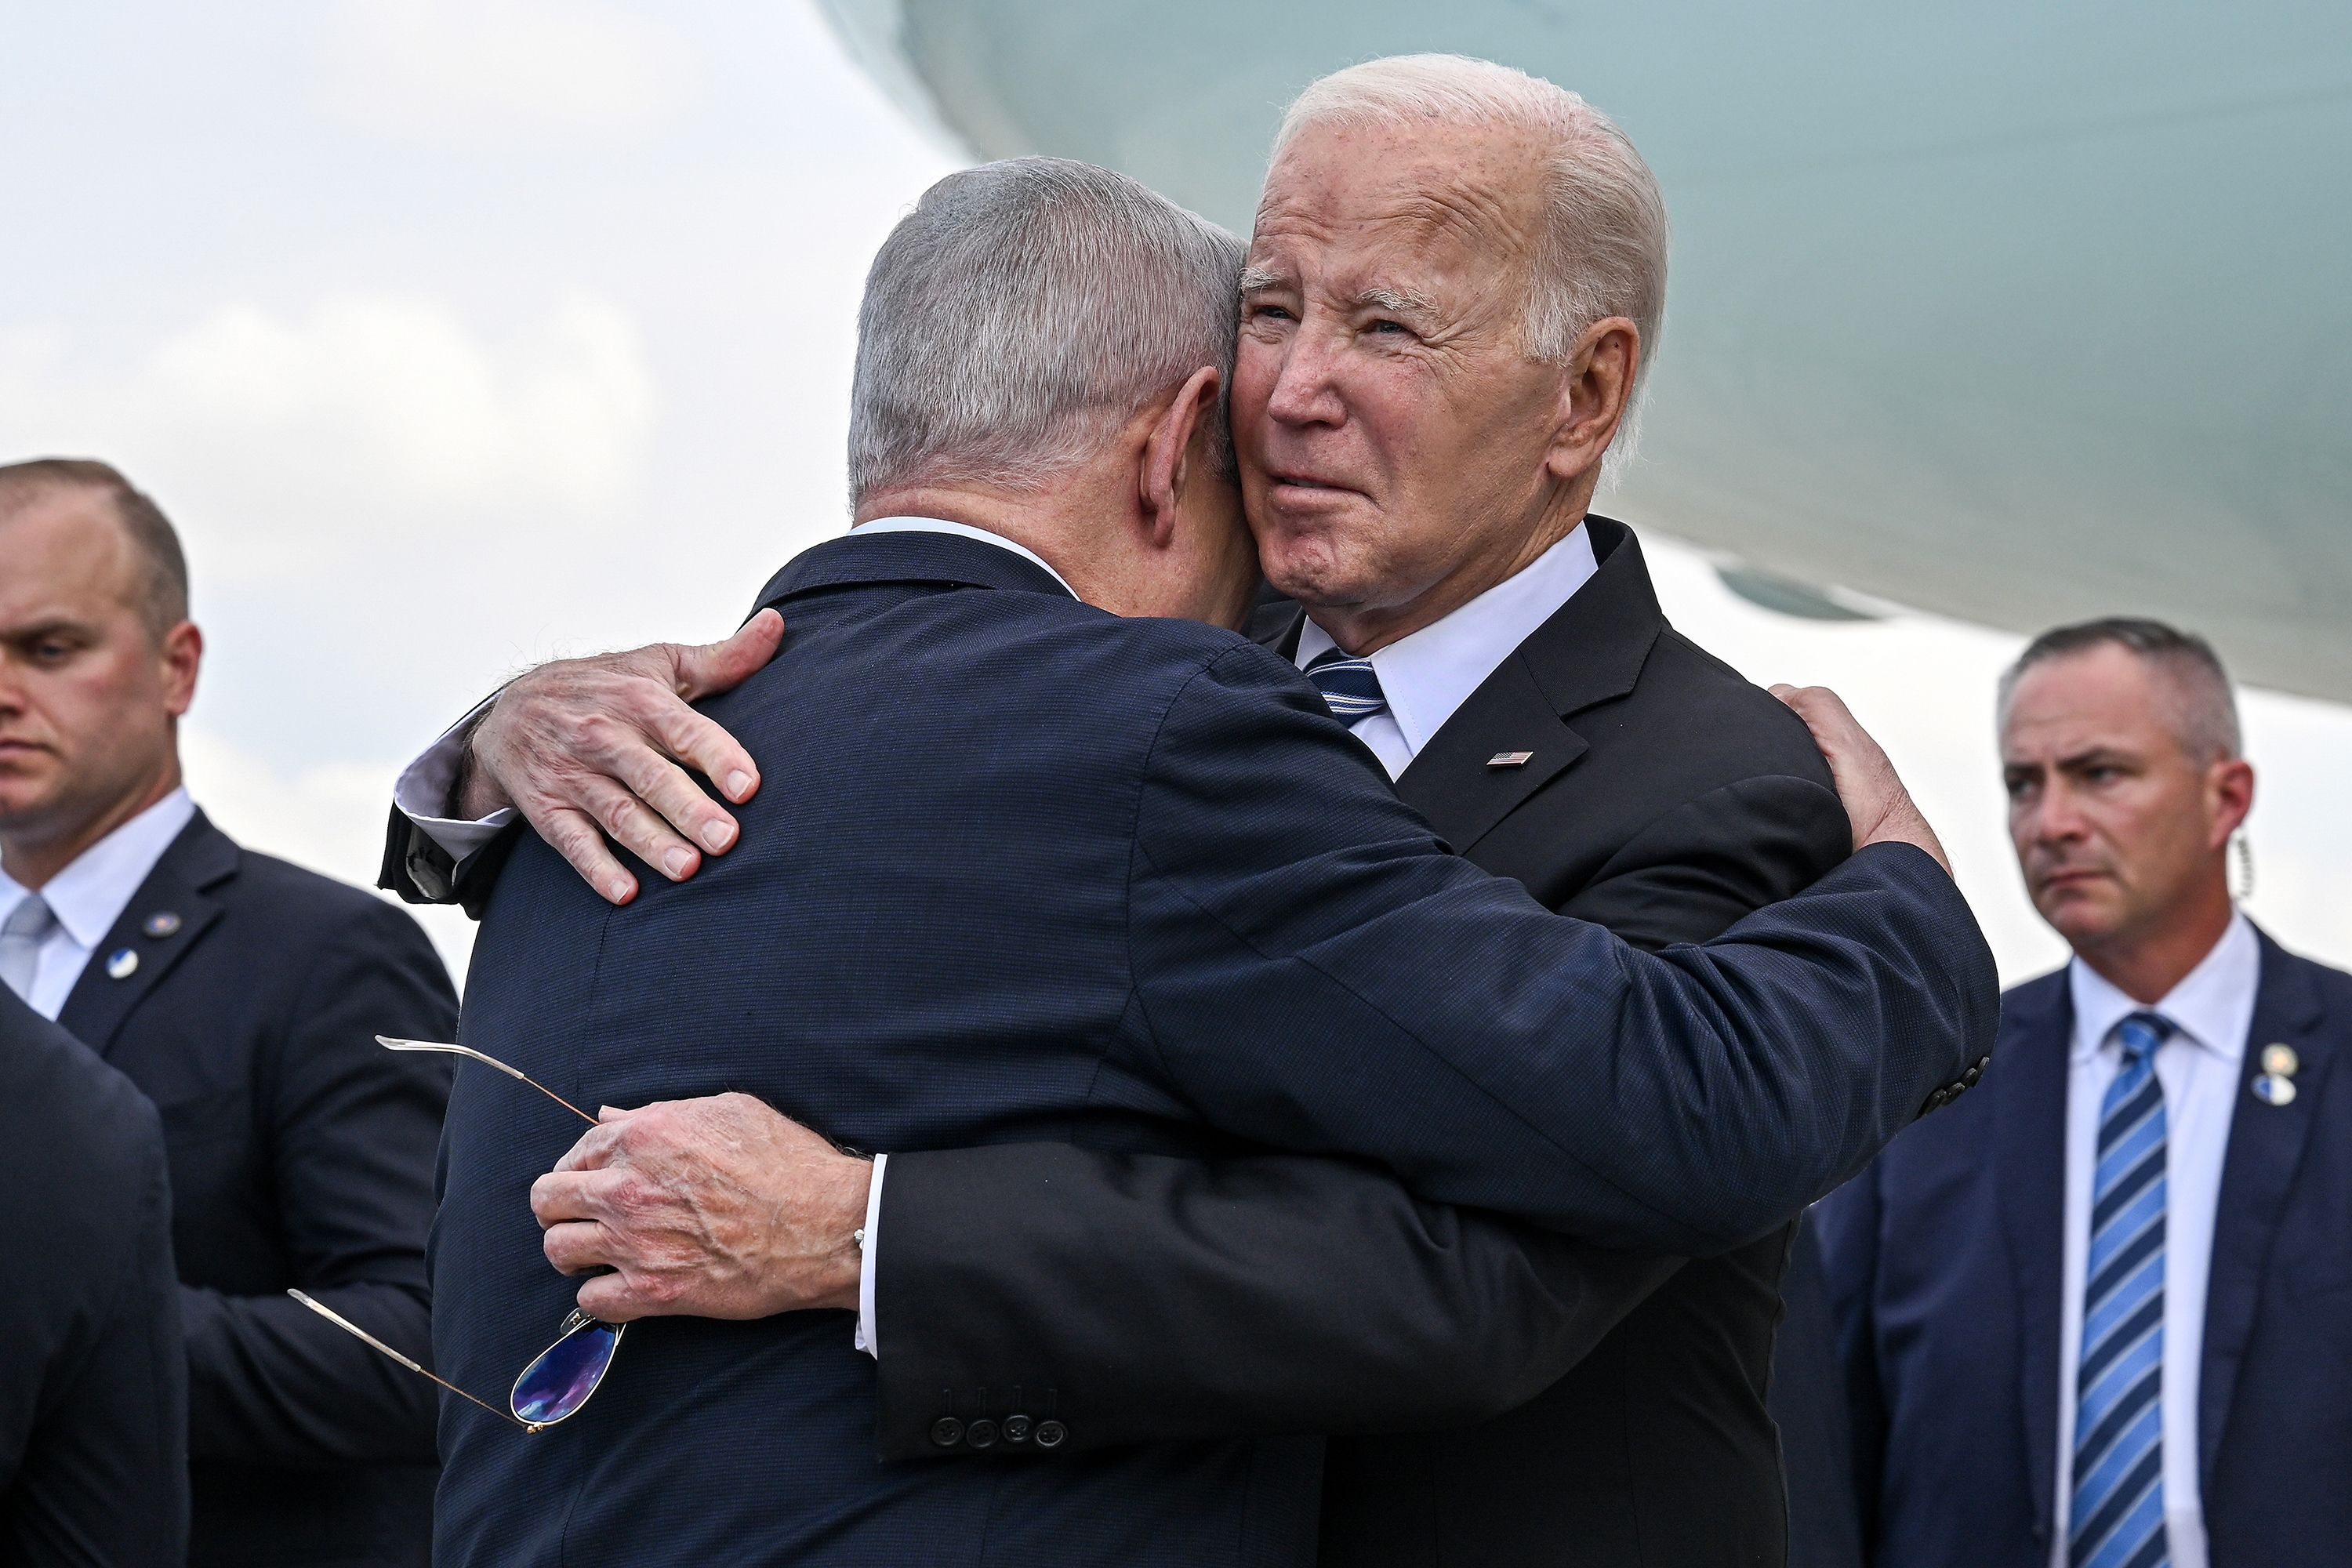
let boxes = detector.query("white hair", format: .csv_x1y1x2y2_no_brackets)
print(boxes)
848,157,1246,505
1275,54,1670,469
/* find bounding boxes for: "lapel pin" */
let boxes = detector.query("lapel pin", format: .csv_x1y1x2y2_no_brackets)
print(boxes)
143,910,183,939
1486,751,1536,770
105,947,140,980
2259,1043,2299,1079
2252,1073,2297,1107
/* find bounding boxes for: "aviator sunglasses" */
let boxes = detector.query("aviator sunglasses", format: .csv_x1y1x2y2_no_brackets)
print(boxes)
286,1036,625,1434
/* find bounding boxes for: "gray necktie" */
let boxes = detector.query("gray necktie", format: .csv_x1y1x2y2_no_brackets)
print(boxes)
1,894,56,1003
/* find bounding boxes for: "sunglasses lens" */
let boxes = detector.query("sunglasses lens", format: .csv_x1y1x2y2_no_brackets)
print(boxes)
511,1319,622,1425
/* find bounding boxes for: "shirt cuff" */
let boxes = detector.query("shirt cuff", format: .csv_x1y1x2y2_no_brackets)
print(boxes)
394,696,517,862
854,1152,887,1359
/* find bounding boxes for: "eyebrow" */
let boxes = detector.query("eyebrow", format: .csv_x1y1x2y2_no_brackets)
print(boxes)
1238,265,1287,293
1356,285,1440,319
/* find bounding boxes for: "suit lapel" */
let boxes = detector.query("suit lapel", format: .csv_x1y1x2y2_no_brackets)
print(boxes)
1994,976,2072,1542
57,813,237,1058
1395,655,1584,851
1395,518,1658,854
2198,931,2328,1488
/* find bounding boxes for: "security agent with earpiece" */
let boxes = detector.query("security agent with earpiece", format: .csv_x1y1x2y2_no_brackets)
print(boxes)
1818,619,2352,1568
0,459,458,1568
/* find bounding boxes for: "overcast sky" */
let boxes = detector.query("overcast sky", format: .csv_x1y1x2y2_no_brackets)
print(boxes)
7,0,2349,988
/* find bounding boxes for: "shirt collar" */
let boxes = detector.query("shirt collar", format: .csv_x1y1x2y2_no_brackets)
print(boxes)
2067,909,2259,1065
1295,524,1601,757
852,517,1078,598
0,787,197,949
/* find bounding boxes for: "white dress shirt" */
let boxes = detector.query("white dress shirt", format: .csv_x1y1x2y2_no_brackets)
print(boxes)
2050,912,2257,1568
1294,524,1600,780
391,517,1606,1358
0,787,197,1020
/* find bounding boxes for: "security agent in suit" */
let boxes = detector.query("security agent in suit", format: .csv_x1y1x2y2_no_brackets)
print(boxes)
0,460,459,1568
0,987,186,1568
1817,619,2350,1568
394,160,1993,1568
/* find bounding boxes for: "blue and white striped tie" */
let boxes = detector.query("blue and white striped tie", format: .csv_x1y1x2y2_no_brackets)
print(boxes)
1305,648,1387,724
2071,1009,2173,1568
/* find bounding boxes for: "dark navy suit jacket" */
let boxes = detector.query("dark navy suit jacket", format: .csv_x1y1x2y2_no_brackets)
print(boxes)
434,529,1992,1568
1818,929,2352,1568
0,988,186,1567
60,811,458,1568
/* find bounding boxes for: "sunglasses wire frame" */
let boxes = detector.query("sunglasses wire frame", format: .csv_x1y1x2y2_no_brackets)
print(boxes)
283,1036,625,1433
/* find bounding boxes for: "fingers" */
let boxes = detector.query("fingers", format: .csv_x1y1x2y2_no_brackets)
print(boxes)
671,609,785,706
574,1269,654,1323
573,771,704,885
610,717,746,855
526,802,641,906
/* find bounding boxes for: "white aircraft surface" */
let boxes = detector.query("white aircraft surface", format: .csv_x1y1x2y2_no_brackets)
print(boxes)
817,0,2352,701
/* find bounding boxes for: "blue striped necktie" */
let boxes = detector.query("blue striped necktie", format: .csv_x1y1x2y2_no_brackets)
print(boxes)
1305,648,1387,724
2071,1009,2173,1568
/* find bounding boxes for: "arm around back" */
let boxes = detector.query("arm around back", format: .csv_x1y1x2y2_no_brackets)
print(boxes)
1124,644,1996,1254
872,1144,1678,1456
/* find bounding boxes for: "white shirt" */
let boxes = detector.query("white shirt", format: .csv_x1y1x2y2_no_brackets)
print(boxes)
0,787,198,1020
2050,912,2258,1568
1294,524,1600,780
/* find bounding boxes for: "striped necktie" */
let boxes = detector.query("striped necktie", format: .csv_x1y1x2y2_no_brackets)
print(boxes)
1304,648,1387,724
2071,1009,2173,1568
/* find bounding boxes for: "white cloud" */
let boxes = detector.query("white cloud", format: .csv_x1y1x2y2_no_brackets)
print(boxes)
0,290,656,584
318,0,695,144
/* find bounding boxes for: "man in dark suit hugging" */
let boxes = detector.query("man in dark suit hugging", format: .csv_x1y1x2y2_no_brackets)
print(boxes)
382,93,1991,1568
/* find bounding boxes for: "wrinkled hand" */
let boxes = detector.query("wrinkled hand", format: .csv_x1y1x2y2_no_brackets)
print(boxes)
1771,684,1953,877
531,1092,872,1323
462,610,785,905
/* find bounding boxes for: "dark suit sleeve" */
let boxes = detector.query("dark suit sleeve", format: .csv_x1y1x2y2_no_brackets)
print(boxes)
2,1101,189,1568
1812,1160,1889,1555
873,770,1857,1456
1556,774,1853,949
1123,645,1992,1251
379,804,523,918
872,1145,1679,1455
178,899,459,1466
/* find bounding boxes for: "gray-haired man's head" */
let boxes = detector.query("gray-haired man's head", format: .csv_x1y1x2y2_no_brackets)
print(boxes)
1235,55,1670,654
847,157,1245,507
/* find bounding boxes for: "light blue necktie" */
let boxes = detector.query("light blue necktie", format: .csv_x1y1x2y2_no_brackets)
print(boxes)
1,894,55,1004
1304,648,1387,724
2071,1009,2173,1568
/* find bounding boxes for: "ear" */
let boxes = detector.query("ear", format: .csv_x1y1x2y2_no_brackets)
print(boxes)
1544,317,1640,484
1138,365,1223,548
2208,756,2256,847
160,620,203,720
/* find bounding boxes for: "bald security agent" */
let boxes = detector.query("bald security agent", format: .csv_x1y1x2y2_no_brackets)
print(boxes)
0,459,458,1568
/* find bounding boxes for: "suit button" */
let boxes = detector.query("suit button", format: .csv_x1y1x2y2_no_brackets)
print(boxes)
966,1418,998,1449
929,1417,964,1448
1002,1414,1033,1444
1033,1420,1068,1449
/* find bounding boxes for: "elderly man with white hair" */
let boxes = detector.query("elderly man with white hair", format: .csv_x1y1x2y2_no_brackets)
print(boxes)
385,55,1953,1568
